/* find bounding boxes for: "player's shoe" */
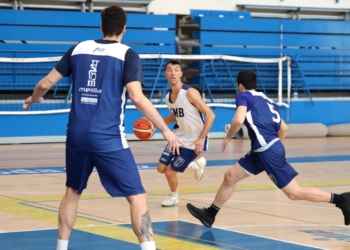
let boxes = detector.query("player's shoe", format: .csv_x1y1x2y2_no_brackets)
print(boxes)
336,192,350,226
189,157,206,181
161,193,179,207
186,203,215,228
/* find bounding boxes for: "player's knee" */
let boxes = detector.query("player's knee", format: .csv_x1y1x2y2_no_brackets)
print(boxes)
223,169,236,185
157,163,166,174
164,167,176,178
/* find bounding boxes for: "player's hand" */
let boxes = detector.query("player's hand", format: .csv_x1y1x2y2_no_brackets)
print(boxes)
190,138,204,155
24,96,43,110
222,137,231,152
162,130,186,155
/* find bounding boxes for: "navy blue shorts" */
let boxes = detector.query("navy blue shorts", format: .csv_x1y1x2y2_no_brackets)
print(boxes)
159,145,198,172
238,140,298,189
66,147,145,197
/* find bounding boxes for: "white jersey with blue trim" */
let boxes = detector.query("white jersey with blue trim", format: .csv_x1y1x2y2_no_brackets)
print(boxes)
236,90,281,150
165,84,208,150
55,39,143,152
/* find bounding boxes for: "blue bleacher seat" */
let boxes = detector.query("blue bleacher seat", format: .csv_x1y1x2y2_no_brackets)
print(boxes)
189,9,350,101
0,9,176,100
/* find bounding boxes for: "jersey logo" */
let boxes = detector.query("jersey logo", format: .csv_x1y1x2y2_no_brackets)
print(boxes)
171,108,184,117
87,60,99,87
173,156,185,168
93,47,105,53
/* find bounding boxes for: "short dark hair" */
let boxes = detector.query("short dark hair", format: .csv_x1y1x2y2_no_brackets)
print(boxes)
101,6,127,37
237,70,257,90
165,60,182,71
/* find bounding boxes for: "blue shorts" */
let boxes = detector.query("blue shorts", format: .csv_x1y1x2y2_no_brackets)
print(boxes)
159,145,198,172
66,147,145,197
238,140,298,189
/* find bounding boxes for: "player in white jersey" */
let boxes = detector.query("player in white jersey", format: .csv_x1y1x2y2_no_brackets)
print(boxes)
157,60,215,207
187,70,350,228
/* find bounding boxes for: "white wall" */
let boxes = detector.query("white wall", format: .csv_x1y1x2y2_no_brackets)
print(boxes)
148,0,350,15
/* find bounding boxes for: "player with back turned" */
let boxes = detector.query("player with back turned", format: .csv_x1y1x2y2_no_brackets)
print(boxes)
187,70,350,228
24,6,185,250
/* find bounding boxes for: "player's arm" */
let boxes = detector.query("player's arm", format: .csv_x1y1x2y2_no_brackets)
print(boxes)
278,119,288,141
163,113,176,125
24,68,63,110
24,45,74,110
222,105,247,152
187,88,215,154
126,81,185,153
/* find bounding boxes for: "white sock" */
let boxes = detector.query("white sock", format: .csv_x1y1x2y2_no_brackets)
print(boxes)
57,239,69,250
170,190,177,196
140,241,156,250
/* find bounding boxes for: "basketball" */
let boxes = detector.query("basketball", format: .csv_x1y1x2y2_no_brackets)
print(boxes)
133,117,155,140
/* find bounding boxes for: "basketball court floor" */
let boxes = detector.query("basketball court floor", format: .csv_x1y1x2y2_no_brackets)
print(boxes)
0,137,349,249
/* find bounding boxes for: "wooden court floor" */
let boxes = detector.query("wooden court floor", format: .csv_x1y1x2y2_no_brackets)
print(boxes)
0,137,349,249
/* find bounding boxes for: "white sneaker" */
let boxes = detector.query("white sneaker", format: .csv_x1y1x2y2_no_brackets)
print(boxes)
191,157,206,181
161,193,179,207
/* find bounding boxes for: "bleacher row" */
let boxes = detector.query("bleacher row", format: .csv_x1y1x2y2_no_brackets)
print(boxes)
1,8,350,103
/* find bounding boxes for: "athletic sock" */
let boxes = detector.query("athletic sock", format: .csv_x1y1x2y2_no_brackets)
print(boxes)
206,203,220,218
57,239,69,250
170,190,177,196
140,241,156,250
330,193,345,206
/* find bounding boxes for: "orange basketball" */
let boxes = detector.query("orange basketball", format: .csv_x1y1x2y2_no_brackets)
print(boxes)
133,117,155,140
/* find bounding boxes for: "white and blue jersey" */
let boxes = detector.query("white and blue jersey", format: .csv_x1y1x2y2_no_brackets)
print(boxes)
55,39,143,152
159,84,208,172
236,91,281,151
236,90,298,189
165,84,208,151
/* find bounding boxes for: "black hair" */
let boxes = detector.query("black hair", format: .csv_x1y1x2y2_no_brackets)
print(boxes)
236,70,257,90
165,60,182,71
101,6,127,37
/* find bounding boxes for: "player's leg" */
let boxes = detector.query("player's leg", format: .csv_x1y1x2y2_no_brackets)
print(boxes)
157,145,179,206
161,165,180,207
186,162,249,228
260,140,331,202
263,140,350,226
93,148,156,248
282,178,331,202
58,188,80,241
57,148,94,250
126,193,155,245
282,178,350,225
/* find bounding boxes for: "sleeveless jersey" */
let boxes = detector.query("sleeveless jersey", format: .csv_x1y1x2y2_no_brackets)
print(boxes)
165,84,208,150
55,39,143,152
236,90,281,150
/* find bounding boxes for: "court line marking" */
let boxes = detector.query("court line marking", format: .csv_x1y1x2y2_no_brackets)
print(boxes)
0,195,221,250
179,219,325,250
